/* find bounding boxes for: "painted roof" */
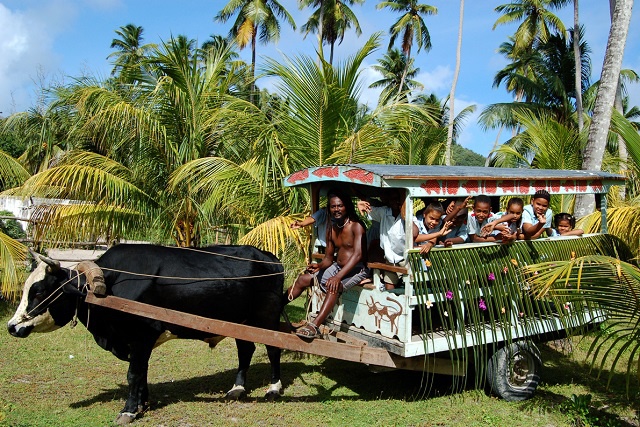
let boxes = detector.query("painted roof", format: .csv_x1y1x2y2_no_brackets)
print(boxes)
284,164,624,197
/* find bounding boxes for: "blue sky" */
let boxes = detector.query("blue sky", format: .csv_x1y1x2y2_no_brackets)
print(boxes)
0,0,638,156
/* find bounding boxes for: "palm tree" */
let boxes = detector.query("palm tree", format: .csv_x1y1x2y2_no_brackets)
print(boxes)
2,103,75,174
299,0,364,65
368,48,423,105
0,148,30,297
492,0,569,137
169,34,441,260
481,29,591,136
525,254,640,390
377,0,437,99
490,111,584,213
409,93,476,166
572,1,584,131
7,36,246,249
575,0,634,218
201,34,238,58
445,0,465,166
215,0,296,101
493,0,568,54
107,24,156,83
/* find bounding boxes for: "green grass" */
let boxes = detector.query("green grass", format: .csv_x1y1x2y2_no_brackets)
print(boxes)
1,300,638,427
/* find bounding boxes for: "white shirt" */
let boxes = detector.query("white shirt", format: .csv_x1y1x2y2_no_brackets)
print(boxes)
522,204,553,229
368,206,406,264
467,211,496,236
413,213,443,236
492,211,520,235
311,209,328,247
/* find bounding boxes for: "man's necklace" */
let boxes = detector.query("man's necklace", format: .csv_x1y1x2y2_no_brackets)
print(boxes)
336,218,351,229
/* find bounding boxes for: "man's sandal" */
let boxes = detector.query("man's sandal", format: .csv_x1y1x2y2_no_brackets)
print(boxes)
296,322,320,340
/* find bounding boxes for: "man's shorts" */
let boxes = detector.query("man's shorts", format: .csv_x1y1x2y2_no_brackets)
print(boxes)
315,262,370,293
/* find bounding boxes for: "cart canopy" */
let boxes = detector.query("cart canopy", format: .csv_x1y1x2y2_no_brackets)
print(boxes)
284,164,624,197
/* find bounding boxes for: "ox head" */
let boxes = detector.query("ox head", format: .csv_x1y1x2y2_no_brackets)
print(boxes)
7,253,87,338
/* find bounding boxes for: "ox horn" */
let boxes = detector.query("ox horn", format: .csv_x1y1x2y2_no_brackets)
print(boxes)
76,261,106,297
29,248,61,272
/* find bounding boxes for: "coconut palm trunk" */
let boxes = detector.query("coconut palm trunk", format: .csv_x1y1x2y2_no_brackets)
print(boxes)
397,43,412,100
446,0,464,166
573,0,583,131
574,0,633,218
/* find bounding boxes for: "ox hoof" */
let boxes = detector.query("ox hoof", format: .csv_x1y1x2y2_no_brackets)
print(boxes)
264,380,283,401
114,412,137,425
225,384,246,400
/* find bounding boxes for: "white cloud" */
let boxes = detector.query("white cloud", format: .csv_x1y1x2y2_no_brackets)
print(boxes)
0,1,75,114
415,65,452,95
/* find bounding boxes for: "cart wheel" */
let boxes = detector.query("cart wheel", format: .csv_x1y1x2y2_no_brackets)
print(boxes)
486,341,541,401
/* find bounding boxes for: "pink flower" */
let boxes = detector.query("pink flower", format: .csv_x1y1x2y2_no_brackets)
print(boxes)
503,266,508,274
479,299,487,311
445,290,453,300
488,272,496,281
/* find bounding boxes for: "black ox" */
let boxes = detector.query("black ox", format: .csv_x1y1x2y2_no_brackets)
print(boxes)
7,244,284,424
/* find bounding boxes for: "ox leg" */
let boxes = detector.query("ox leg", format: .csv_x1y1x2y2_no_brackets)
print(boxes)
264,344,283,401
115,340,154,425
226,339,255,399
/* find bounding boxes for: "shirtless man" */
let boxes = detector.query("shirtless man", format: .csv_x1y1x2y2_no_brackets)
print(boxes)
284,190,369,340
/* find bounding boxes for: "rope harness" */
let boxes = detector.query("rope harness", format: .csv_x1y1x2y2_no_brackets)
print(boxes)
23,246,286,320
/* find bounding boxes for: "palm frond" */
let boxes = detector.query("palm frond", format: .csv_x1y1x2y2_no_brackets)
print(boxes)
0,231,27,299
524,253,640,391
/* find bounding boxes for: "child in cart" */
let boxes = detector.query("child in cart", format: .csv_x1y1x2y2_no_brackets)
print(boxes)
551,213,584,237
522,190,553,239
467,195,498,242
481,197,525,243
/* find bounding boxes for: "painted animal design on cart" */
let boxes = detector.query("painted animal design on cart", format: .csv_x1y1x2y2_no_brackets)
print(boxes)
366,296,403,335
7,244,284,425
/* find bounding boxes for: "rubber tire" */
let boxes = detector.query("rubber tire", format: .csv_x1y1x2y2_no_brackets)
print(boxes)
486,341,541,401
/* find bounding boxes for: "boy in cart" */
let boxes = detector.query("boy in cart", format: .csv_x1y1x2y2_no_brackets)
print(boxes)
467,195,498,242
522,190,554,239
284,190,370,340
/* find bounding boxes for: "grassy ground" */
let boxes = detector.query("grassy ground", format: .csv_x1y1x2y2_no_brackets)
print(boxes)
1,300,638,427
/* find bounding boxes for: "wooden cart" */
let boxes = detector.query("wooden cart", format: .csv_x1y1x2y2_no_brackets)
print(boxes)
86,164,629,402
282,164,629,400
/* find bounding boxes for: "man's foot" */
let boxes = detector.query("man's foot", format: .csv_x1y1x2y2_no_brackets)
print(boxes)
295,322,320,340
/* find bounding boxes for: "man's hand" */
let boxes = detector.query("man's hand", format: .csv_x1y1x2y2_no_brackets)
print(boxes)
536,212,546,224
306,263,319,274
290,220,303,230
325,276,343,294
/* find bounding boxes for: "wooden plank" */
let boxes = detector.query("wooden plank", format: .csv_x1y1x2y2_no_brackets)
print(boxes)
85,294,383,367
85,293,464,375
367,262,409,274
